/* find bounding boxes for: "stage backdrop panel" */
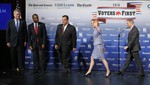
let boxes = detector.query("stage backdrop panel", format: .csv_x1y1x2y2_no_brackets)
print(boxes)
0,4,12,30
26,0,150,71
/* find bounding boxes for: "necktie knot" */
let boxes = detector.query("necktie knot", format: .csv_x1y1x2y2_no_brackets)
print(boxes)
35,23,38,27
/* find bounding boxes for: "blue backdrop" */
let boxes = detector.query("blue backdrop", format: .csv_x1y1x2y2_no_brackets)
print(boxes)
0,4,12,30
25,0,150,71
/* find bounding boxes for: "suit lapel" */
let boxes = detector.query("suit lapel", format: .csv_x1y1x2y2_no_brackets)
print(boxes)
31,23,36,35
18,20,22,32
62,24,69,37
12,19,23,32
60,24,63,36
128,26,134,40
32,22,40,35
12,20,18,32
130,26,134,35
38,22,40,34
129,30,132,37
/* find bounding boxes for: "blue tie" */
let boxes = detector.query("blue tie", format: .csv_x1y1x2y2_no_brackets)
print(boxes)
16,20,19,32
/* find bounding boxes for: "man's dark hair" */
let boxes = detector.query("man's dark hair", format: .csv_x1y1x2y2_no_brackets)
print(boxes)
127,19,134,24
32,14,39,19
62,15,69,20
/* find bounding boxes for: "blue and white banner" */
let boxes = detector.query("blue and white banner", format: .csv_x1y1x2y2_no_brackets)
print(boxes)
26,0,150,71
0,4,11,30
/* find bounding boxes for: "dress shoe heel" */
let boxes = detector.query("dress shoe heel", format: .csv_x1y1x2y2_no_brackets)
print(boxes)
105,72,111,78
118,71,124,76
85,72,91,77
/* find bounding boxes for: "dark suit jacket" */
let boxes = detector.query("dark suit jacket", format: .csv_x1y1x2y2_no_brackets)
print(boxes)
127,25,141,52
6,19,27,47
28,22,47,49
55,24,77,51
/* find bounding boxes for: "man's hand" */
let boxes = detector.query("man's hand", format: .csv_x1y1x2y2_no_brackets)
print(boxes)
55,45,58,50
6,43,11,47
29,46,32,50
124,46,128,50
24,42,27,47
73,48,76,51
42,44,45,49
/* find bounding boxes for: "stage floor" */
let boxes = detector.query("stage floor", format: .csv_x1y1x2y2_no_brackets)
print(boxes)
0,70,150,85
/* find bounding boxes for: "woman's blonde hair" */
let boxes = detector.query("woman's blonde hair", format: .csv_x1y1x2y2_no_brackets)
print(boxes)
91,19,99,26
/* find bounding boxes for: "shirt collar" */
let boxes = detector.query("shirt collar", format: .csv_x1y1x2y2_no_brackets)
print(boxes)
63,23,68,28
63,23,68,30
130,25,134,30
14,18,20,22
34,22,38,26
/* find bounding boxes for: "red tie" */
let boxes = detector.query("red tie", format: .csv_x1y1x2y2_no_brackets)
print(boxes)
62,26,65,35
34,23,39,42
34,23,38,35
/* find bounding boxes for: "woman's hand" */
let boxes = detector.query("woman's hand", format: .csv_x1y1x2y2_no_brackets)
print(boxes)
103,48,106,52
93,22,98,28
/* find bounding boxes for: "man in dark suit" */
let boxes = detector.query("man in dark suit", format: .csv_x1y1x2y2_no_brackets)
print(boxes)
119,19,145,78
6,9,27,74
28,14,47,75
55,15,77,73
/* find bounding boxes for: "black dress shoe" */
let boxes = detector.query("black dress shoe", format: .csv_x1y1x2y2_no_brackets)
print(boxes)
67,69,71,74
40,72,45,76
105,72,111,78
19,69,25,74
19,71,24,75
118,71,124,76
85,72,91,77
16,68,24,75
32,71,38,74
62,69,68,74
137,75,145,78
12,70,17,75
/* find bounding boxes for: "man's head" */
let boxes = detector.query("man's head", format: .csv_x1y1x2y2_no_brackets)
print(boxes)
62,15,69,26
32,14,39,23
13,9,21,20
127,19,134,28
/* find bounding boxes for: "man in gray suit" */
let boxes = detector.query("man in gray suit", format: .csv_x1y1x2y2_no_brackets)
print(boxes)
119,19,145,78
6,9,27,74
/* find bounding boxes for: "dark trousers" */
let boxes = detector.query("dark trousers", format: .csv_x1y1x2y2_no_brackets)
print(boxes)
10,45,25,72
32,48,45,73
121,51,144,75
58,46,71,70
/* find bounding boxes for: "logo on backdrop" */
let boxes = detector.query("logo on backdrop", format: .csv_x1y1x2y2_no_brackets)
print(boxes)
147,4,150,8
55,3,74,9
92,2,142,23
77,3,92,7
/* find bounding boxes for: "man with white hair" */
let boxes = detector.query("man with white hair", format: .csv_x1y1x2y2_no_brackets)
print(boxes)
6,9,27,74
119,19,145,78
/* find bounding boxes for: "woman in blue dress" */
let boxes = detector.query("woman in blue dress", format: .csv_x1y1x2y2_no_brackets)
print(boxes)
85,19,111,78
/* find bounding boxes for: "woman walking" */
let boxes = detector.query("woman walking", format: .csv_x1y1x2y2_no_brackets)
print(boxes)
85,19,111,78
